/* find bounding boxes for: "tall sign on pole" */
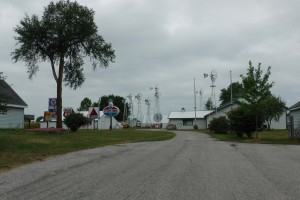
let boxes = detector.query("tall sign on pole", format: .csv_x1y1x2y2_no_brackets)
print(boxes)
48,98,57,120
103,99,120,130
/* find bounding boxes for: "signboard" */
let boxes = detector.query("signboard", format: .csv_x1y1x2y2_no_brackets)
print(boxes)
89,107,99,119
63,107,73,117
103,106,120,117
48,98,57,119
48,98,57,112
24,115,35,121
44,111,52,121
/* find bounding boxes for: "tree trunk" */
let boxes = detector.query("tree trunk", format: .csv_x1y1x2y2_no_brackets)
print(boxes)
56,57,64,128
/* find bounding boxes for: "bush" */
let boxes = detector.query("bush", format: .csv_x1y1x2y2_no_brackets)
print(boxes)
227,106,262,138
64,113,88,132
208,116,229,134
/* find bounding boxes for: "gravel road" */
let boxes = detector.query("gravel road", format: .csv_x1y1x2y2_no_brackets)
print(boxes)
1,131,300,200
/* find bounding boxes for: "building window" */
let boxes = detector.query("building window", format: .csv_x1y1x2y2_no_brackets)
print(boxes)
183,119,193,126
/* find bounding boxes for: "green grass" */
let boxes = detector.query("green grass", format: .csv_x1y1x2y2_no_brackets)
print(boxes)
198,129,300,145
0,129,175,172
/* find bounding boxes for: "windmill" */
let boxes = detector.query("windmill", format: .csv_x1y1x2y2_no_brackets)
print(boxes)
135,93,143,126
199,89,204,110
204,70,217,112
150,85,162,125
127,94,134,127
145,98,151,127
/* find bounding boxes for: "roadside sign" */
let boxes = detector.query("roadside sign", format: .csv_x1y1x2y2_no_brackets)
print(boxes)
89,107,99,119
44,111,52,121
103,106,120,117
24,115,35,121
48,98,57,112
63,107,73,117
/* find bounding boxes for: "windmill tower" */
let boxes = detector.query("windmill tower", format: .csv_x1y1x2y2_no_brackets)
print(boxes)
127,94,134,127
135,93,142,126
204,70,217,112
145,98,151,127
150,85,162,126
153,85,160,115
199,89,204,110
122,99,128,122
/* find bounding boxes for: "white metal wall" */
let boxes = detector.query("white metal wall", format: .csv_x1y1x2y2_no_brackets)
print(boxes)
290,109,300,128
169,118,207,129
0,107,24,128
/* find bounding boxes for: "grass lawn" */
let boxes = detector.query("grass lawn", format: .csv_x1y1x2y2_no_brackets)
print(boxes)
198,129,300,145
0,129,175,173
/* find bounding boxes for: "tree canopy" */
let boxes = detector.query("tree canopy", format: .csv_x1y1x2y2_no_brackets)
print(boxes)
204,97,215,110
219,82,242,106
239,61,274,138
77,97,92,111
261,95,285,131
12,0,115,128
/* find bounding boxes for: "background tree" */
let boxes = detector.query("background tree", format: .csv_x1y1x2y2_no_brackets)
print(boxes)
239,61,274,140
36,116,44,122
12,0,115,128
0,72,11,114
219,82,242,106
204,97,215,110
261,95,285,131
77,97,92,111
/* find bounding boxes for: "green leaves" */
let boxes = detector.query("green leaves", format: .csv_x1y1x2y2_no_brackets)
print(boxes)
12,0,115,89
12,0,116,128
240,61,274,106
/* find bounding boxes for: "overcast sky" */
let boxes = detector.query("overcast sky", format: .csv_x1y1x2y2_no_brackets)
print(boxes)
1,0,300,119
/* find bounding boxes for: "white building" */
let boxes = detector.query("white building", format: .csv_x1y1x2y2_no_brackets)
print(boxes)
206,102,287,130
0,80,28,128
168,110,211,129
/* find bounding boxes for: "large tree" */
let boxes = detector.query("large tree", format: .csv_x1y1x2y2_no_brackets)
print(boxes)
261,95,285,131
77,97,92,111
219,82,242,106
239,61,274,139
12,0,115,128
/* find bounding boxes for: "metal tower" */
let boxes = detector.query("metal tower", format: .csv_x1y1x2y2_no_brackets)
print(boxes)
127,94,134,127
153,85,160,115
145,98,151,127
135,93,142,126
199,89,204,110
204,70,217,112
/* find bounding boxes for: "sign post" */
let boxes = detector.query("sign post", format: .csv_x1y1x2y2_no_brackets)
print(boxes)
103,99,120,130
89,107,99,130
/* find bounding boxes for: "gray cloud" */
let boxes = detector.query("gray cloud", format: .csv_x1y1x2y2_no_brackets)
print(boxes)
1,0,300,118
